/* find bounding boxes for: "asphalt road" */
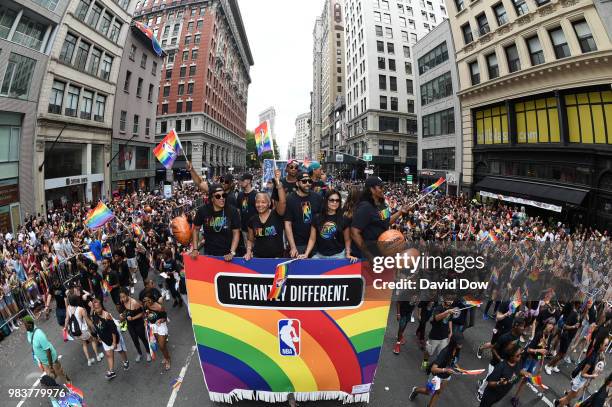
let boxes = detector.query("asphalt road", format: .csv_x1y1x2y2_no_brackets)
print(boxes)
1,291,609,407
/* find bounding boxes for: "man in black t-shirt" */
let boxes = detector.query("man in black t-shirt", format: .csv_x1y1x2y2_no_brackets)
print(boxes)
285,172,323,257
101,257,121,309
237,173,258,234
545,301,580,375
113,250,132,293
477,300,514,359
423,300,458,370
480,345,527,407
123,234,138,289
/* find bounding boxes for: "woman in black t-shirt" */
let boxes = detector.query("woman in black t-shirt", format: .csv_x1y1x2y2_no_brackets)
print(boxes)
244,170,286,259
299,190,358,261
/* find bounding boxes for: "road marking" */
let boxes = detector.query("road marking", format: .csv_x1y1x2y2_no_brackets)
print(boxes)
166,346,197,407
16,355,62,407
526,382,553,407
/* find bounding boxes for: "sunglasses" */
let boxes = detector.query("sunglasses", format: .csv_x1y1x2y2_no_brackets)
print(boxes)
300,179,313,184
328,198,340,203
288,165,299,169
213,193,227,199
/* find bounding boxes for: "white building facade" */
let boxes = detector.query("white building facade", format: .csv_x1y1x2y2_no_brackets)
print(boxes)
294,112,310,160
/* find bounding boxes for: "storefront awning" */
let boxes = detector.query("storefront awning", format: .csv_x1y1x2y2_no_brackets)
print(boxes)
476,177,588,211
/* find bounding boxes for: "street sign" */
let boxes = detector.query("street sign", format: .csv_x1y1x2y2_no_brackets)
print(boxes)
363,153,373,162
336,154,344,162
404,166,410,174
406,175,413,185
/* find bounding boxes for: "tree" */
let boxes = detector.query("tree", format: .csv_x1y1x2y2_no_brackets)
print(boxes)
245,130,280,168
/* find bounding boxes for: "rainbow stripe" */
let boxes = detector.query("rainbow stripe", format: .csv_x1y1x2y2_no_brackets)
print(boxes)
154,129,183,169
184,257,390,401
81,252,97,263
84,202,114,229
489,233,498,242
65,383,84,399
421,177,446,194
132,223,144,239
102,246,112,258
510,288,522,312
267,261,291,300
528,375,549,390
254,121,273,156
134,21,163,56
102,279,111,296
463,296,482,307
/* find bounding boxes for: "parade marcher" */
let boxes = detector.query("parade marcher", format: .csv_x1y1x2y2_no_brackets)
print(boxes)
91,298,129,379
44,278,66,326
143,292,171,371
394,299,416,354
308,161,328,196
65,294,103,366
285,171,323,257
244,170,286,260
422,299,458,371
101,257,121,310
480,344,529,407
545,301,580,375
118,288,151,362
191,184,240,262
237,173,258,242
24,315,71,384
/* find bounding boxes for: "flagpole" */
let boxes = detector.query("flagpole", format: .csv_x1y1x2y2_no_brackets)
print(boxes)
408,179,447,208
267,120,277,169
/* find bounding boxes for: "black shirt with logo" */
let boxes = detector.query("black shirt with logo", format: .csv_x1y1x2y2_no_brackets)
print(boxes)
312,213,348,256
248,211,285,258
237,189,258,231
492,331,520,366
193,205,240,256
285,192,323,247
351,200,391,242
429,305,452,340
483,360,522,404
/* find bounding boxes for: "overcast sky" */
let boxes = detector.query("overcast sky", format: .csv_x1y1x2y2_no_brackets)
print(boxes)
237,0,322,159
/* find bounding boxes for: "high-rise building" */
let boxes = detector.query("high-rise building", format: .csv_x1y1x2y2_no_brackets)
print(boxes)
320,0,346,162
111,23,164,194
311,17,323,160
0,0,71,228
447,0,612,227
36,0,134,212
134,0,253,179
343,0,447,179
414,20,462,195
258,106,276,140
294,112,311,160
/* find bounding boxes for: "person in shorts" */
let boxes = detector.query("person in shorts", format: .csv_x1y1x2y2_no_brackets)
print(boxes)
24,316,71,384
423,299,458,371
91,298,129,380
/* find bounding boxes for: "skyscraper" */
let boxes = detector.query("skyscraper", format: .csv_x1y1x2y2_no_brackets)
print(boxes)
294,112,311,160
311,17,324,161
134,0,253,178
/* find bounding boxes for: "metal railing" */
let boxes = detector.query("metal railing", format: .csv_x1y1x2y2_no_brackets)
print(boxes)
12,31,43,51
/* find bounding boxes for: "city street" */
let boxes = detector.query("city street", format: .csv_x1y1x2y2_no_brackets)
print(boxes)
1,289,608,407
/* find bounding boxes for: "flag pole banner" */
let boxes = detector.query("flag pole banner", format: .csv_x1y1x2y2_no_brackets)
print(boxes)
183,256,391,404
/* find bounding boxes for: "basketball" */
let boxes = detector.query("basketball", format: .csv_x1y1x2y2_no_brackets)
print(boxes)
377,229,406,256
171,215,193,246
144,205,153,213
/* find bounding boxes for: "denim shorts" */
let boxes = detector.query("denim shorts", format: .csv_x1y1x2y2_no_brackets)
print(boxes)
312,250,345,259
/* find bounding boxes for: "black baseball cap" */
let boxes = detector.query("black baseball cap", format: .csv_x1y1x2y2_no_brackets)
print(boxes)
210,184,224,194
297,171,311,181
240,173,253,181
222,174,234,184
365,176,384,189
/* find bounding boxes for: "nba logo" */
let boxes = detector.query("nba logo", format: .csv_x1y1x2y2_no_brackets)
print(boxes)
278,319,300,356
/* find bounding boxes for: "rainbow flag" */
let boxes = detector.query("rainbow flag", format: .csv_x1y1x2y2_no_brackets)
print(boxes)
489,233,498,242
491,268,499,284
421,177,445,194
132,223,144,240
51,255,59,271
267,260,292,300
102,279,111,296
146,322,157,360
463,296,482,307
81,252,97,263
102,246,112,258
510,288,522,312
84,202,114,229
65,383,84,400
154,129,183,169
528,375,549,390
254,120,273,156
452,368,486,375
528,268,540,282
134,21,163,56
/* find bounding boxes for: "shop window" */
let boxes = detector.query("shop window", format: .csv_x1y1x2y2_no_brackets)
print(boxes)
565,90,612,144
475,105,509,144
515,97,560,143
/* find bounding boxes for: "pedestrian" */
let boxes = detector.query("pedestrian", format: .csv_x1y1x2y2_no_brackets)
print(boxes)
91,298,129,380
24,315,71,384
44,278,66,327
284,171,323,257
394,299,416,355
545,301,580,375
143,292,171,371
422,299,458,371
65,294,103,366
237,172,258,242
480,344,529,407
101,257,121,311
118,288,151,362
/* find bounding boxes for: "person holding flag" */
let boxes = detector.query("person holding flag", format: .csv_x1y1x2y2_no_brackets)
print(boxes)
479,344,531,407
545,301,580,375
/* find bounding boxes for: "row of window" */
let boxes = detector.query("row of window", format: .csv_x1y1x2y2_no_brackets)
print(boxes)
123,71,155,102
0,52,36,100
48,80,107,122
127,43,158,75
422,108,455,138
74,0,123,44
160,100,194,114
0,6,49,52
163,65,197,80
159,119,192,134
375,25,417,44
162,82,195,97
119,111,151,136
468,20,596,86
59,32,114,80
420,71,453,106
418,41,449,74
422,147,455,170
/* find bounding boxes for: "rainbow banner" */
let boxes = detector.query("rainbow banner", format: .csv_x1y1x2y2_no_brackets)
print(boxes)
254,120,273,156
154,129,183,169
184,256,390,404
84,202,114,229
421,177,446,194
102,246,112,258
510,288,522,312
133,21,163,57
267,260,293,300
81,252,97,263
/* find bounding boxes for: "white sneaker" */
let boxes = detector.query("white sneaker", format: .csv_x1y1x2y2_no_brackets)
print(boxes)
552,366,560,373
564,356,572,364
146,354,152,362
130,287,134,294
133,277,138,284
96,352,104,362
410,316,415,323
87,358,94,366
544,365,552,375
135,354,142,362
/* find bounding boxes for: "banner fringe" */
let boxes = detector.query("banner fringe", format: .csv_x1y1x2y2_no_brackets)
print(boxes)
208,390,370,404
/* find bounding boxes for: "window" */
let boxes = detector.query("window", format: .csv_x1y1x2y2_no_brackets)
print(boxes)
455,0,464,12
549,27,570,59
186,100,192,112
176,101,182,113
380,95,388,109
48,80,64,113
163,85,170,97
565,90,612,144
74,40,90,71
129,44,136,60
377,40,384,52
422,108,455,138
180,66,186,77
399,16,406,27
0,53,36,100
147,84,154,102
184,35,191,45
141,53,147,69
88,47,102,76
461,23,473,45
379,116,399,132
374,11,381,22
100,54,112,80
87,2,102,29
516,97,560,143
383,13,391,24
512,0,528,16
194,34,200,44
388,59,396,71
405,62,412,75
535,0,550,5
187,21,194,32
469,61,480,85
493,3,508,26
152,61,158,75
123,71,131,92
385,27,393,38
192,49,198,59
403,46,410,58
161,103,168,114
109,21,121,43
13,15,45,51
136,77,143,97
389,76,397,91
573,20,596,53
81,90,93,119
94,94,106,122
379,75,386,90
422,148,455,170
176,119,182,131
119,110,127,131
65,85,79,116
133,115,139,134
406,79,413,94
165,69,172,80
417,41,448,74
505,44,520,72
474,105,509,144
160,121,167,133
59,33,78,63
189,66,196,76
75,0,91,21
401,31,409,42
197,20,203,30
407,99,414,113
420,72,453,105
486,52,499,79
378,57,386,69
527,35,545,65
100,12,112,36
387,42,394,54
182,50,189,61
187,82,194,94
476,13,490,35
390,97,398,111
178,83,184,95
378,140,399,155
